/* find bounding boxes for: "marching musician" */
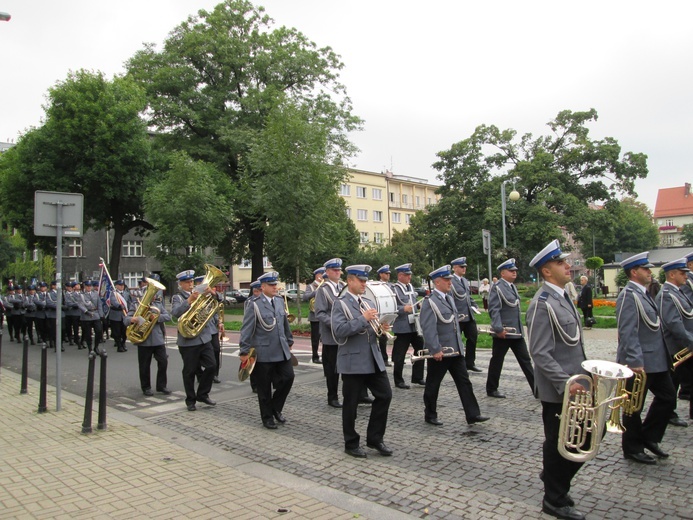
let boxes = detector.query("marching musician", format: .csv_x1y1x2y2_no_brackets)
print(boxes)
239,271,295,429
33,282,48,344
23,285,38,345
526,240,588,520
420,265,489,427
450,257,482,372
375,265,393,366
616,252,676,464
194,275,224,384
677,250,693,402
8,285,24,342
391,263,425,389
127,275,171,397
486,258,535,398
64,282,81,347
77,280,103,352
109,280,129,352
655,258,693,425
44,281,60,351
314,258,347,407
302,267,326,364
172,270,217,412
244,280,263,394
331,265,393,458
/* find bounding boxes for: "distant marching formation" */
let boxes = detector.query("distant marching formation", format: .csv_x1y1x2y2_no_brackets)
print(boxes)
2,243,692,520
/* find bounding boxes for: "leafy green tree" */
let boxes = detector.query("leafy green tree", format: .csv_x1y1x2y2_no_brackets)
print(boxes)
419,109,648,274
0,70,155,276
143,152,234,281
0,230,20,279
615,268,629,288
681,223,693,246
126,0,362,280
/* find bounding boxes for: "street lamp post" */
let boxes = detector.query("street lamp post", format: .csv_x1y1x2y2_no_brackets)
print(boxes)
501,180,520,249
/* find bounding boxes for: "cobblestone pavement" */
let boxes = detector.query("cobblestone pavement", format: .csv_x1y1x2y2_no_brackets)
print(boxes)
147,329,693,519
2,328,692,519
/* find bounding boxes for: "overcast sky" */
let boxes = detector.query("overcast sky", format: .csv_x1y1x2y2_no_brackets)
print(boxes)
1,1,690,212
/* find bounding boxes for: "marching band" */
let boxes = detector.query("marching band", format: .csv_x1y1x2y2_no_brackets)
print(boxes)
3,247,693,520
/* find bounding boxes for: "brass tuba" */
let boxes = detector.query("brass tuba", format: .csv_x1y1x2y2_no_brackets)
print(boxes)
558,360,633,462
606,371,647,433
126,277,166,344
177,264,228,338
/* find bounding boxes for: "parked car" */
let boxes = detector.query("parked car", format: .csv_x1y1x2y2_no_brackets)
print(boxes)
225,290,247,304
415,287,429,298
284,288,299,301
239,288,250,298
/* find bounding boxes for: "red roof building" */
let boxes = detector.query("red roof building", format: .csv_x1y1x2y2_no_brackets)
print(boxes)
654,183,693,247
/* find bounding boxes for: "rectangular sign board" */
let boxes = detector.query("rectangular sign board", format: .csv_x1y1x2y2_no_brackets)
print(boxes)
33,191,84,237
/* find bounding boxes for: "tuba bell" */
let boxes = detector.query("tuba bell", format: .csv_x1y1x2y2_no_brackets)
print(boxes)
177,264,228,338
126,277,167,344
558,360,633,462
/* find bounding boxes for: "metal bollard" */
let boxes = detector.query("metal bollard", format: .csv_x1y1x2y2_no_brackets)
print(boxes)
97,348,108,431
81,350,97,434
20,336,29,394
38,343,48,413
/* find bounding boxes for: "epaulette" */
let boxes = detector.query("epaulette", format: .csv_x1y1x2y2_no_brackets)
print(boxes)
538,292,549,302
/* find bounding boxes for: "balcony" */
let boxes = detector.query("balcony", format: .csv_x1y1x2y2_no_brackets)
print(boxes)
658,225,681,234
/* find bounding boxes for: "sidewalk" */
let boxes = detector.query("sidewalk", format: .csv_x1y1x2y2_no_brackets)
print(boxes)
0,370,407,520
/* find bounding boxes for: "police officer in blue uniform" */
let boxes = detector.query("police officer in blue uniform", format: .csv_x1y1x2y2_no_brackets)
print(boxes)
239,271,295,429
332,265,393,458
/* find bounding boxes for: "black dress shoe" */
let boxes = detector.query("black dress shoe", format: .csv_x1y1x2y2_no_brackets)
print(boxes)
198,397,216,406
468,365,483,372
487,390,506,398
624,452,656,464
385,361,392,367
143,389,154,397
263,419,278,430
366,441,393,456
158,388,172,395
425,417,443,426
328,399,343,408
312,357,322,364
213,376,221,384
412,380,426,386
468,415,490,424
669,416,688,427
345,446,367,458
358,397,374,404
644,441,669,458
396,382,411,389
542,500,586,520
187,404,197,411
273,411,287,423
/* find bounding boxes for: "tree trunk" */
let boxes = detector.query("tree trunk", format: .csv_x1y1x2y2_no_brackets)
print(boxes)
250,226,265,282
295,261,303,324
109,223,124,279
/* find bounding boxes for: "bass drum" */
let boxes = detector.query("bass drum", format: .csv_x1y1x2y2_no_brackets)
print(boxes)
364,281,397,315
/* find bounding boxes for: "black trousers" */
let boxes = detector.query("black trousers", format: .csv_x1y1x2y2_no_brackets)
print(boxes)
541,401,584,508
580,306,593,326
211,333,221,377
250,359,294,423
392,332,424,384
310,320,321,360
178,342,216,407
622,370,676,455
486,336,535,395
342,370,392,449
80,319,103,351
34,317,47,343
139,344,168,391
424,354,481,422
378,333,389,363
46,317,56,347
10,315,23,340
23,316,35,341
673,356,692,404
459,319,478,368
66,315,80,343
322,343,340,401
109,319,125,349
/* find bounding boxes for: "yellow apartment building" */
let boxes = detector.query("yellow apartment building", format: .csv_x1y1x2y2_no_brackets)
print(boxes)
340,168,440,245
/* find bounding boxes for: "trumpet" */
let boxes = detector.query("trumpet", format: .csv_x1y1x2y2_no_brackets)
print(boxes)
411,346,460,362
359,296,394,340
673,347,693,369
281,287,296,323
477,325,522,338
309,278,326,313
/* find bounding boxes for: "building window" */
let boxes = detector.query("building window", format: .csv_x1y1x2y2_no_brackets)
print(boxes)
374,232,384,244
415,196,421,207
240,258,251,269
392,212,401,224
67,239,82,258
401,194,408,204
666,219,674,226
390,192,395,203
340,184,350,196
360,232,369,243
123,240,143,257
405,214,412,224
123,272,144,289
356,186,367,198
345,208,351,219
357,209,368,221
428,197,432,205
372,188,382,200
373,210,383,222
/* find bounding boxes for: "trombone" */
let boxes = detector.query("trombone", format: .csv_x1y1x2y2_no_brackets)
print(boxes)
359,296,394,340
411,346,460,362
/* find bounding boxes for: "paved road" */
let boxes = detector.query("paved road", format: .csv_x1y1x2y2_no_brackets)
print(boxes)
1,325,692,519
